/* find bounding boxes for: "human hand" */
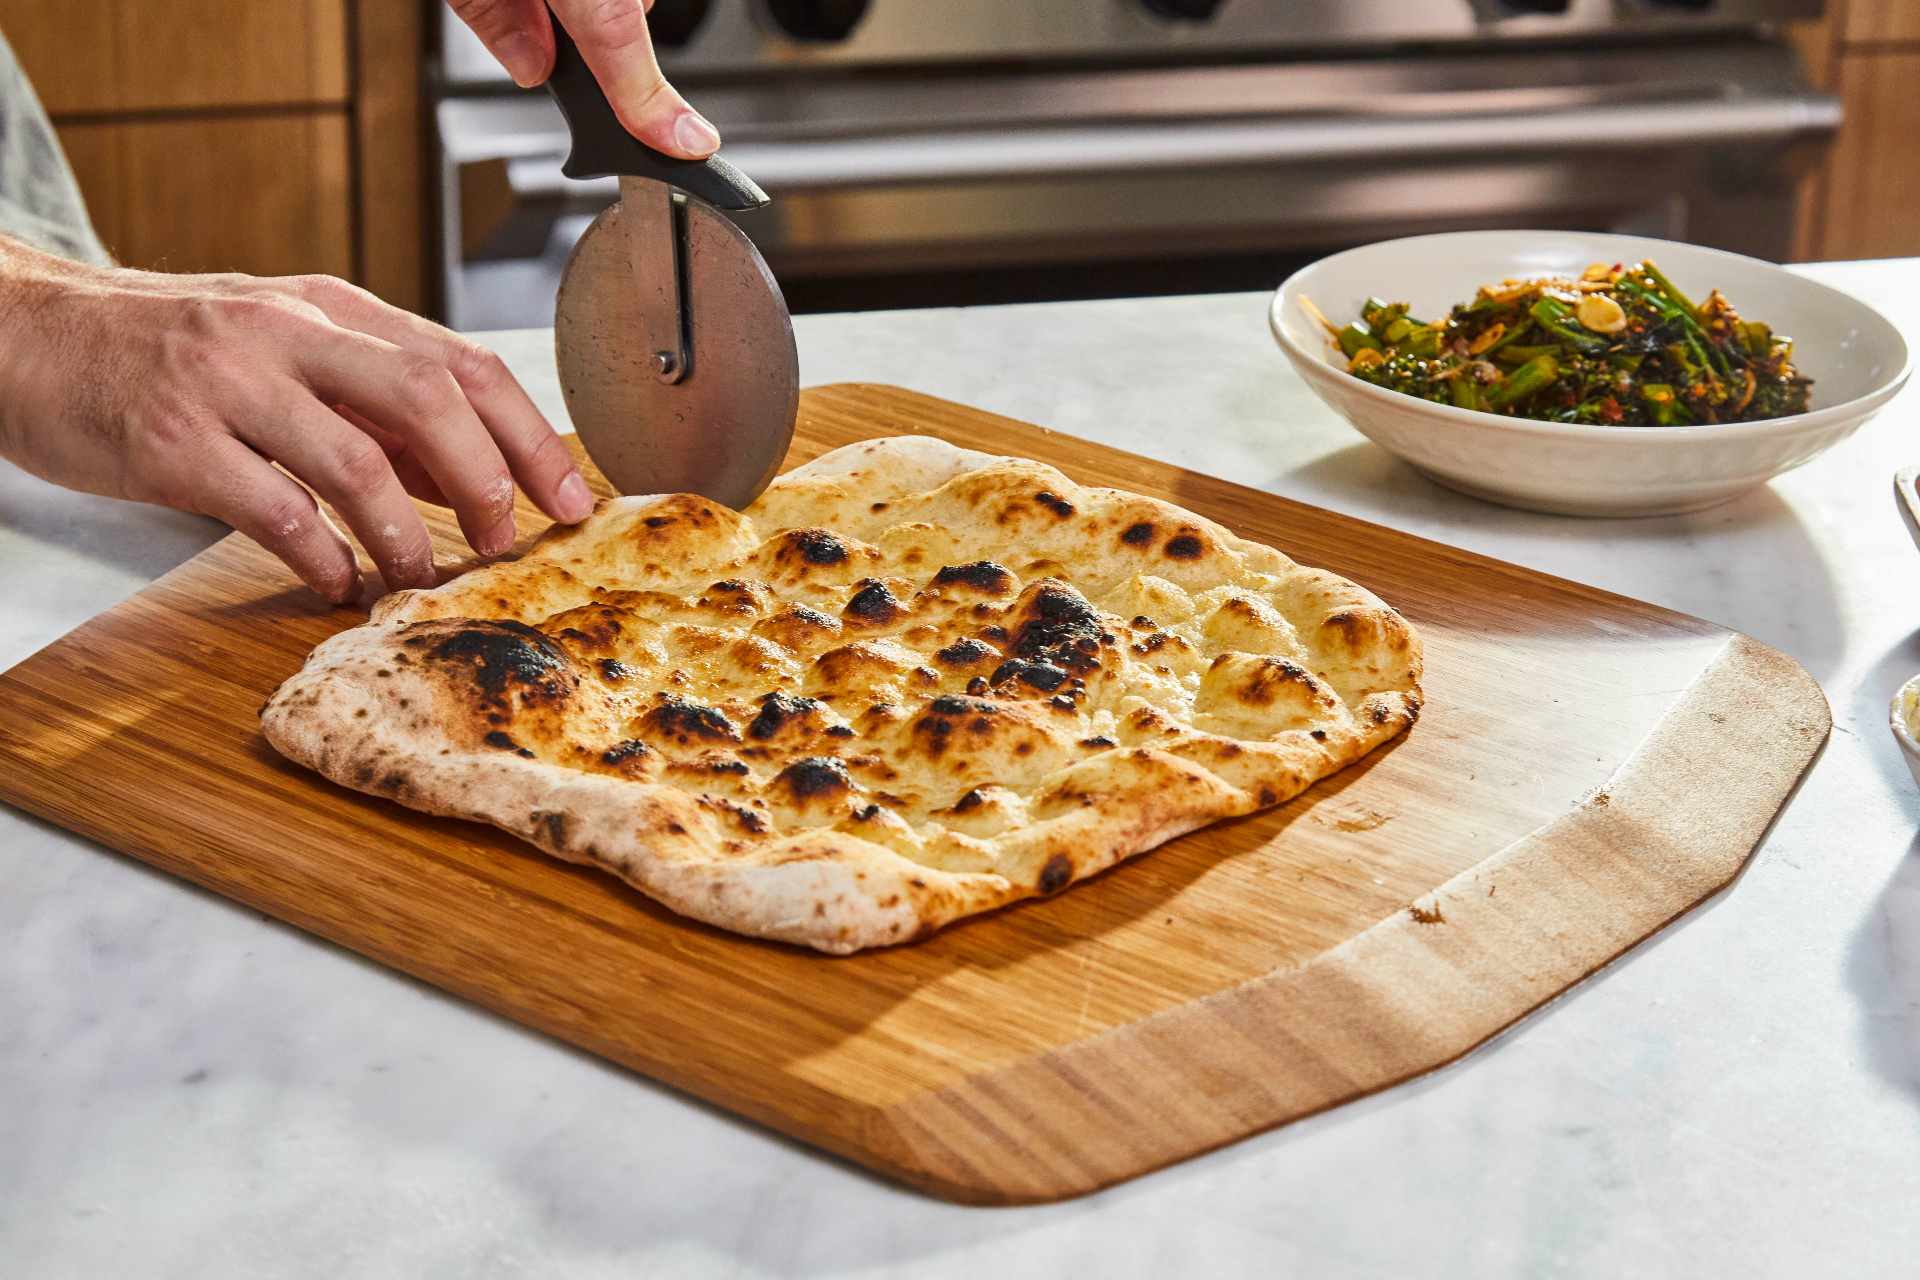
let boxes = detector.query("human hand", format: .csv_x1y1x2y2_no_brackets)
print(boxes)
0,238,596,603
448,0,720,159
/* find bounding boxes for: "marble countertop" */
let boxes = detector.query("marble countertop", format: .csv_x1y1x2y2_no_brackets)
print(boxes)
4,263,1917,1277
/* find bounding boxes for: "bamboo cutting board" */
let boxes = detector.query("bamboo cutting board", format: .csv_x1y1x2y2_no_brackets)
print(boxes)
0,385,1829,1204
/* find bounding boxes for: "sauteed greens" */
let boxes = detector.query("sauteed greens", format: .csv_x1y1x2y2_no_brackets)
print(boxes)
1307,261,1812,426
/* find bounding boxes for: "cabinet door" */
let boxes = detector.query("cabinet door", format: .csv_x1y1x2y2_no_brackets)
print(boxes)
1846,0,1920,43
0,0,348,114
1818,53,1920,261
59,114,353,278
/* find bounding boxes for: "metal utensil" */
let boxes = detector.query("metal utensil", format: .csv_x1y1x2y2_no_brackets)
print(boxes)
545,25,798,507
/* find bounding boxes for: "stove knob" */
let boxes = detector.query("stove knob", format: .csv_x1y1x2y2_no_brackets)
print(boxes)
648,0,714,47
764,0,871,42
1142,0,1227,20
1501,0,1572,11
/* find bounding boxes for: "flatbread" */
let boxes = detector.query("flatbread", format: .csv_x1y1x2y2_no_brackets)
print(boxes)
261,436,1422,953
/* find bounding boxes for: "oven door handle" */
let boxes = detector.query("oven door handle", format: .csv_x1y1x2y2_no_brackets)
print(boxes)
699,93,1841,190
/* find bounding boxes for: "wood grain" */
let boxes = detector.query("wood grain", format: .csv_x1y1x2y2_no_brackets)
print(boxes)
0,387,1829,1203
1845,0,1920,44
351,0,429,312
0,0,349,115
1816,52,1920,262
57,113,353,278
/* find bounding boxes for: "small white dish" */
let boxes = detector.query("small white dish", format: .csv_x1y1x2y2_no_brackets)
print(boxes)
1891,674,1920,792
1271,231,1911,517
1895,467,1920,554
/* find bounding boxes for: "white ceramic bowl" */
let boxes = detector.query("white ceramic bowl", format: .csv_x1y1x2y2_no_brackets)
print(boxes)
1271,231,1911,516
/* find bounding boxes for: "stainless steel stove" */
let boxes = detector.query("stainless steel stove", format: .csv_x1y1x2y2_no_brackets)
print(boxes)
433,0,1835,328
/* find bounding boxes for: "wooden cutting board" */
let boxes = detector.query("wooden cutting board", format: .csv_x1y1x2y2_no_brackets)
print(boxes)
0,385,1829,1204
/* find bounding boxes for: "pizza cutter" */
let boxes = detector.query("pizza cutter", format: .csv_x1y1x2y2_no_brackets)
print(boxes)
545,25,798,508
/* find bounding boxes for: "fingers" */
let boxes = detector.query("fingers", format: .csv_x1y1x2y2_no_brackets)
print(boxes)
290,276,592,524
293,329,523,559
231,392,440,592
336,405,453,508
449,0,555,88
191,435,361,603
547,0,719,158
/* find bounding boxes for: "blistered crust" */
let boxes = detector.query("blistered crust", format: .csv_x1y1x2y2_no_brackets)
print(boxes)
262,436,1423,953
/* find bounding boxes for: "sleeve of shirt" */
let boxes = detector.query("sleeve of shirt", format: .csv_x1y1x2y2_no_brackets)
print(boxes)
0,28,111,266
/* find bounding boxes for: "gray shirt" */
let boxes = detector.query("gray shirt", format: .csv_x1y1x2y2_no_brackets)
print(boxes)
0,28,108,265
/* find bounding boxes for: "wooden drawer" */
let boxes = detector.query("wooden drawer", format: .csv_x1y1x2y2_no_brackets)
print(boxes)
59,114,353,278
0,0,348,114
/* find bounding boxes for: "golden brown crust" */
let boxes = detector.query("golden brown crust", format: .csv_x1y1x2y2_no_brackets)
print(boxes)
261,436,1423,953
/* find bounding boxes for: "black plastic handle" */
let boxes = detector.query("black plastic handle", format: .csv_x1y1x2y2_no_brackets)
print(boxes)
544,22,767,211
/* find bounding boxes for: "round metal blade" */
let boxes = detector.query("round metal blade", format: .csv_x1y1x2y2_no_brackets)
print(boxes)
554,197,798,507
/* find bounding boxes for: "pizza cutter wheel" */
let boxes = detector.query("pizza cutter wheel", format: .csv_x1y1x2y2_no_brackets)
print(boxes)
546,25,798,509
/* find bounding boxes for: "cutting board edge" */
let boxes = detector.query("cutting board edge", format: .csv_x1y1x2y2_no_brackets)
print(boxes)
844,631,1830,1204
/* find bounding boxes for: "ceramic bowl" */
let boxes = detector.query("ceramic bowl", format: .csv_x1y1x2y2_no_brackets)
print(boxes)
1271,231,1911,517
1891,674,1920,792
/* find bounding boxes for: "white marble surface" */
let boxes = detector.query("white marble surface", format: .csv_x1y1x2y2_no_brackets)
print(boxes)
4,263,1918,1277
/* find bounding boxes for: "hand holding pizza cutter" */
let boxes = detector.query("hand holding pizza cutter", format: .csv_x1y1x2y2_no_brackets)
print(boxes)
545,24,799,508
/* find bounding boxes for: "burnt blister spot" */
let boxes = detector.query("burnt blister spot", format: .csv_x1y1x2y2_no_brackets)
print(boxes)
541,811,568,844
965,675,989,696
1012,583,1106,677
599,658,637,682
1310,728,1328,742
484,729,536,759
853,803,881,822
646,693,740,743
749,691,822,739
843,580,905,624
953,787,987,812
601,738,650,765
932,561,1014,593
787,528,848,566
935,637,996,666
1080,735,1116,748
431,621,572,702
1131,631,1171,656
777,756,856,799
929,695,999,717
1121,522,1155,546
707,759,751,775
1038,854,1073,894
1164,534,1204,559
991,658,1068,692
1049,694,1078,712
1034,491,1074,518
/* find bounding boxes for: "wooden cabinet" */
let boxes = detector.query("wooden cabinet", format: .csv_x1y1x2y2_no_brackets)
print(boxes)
3,0,348,114
0,0,427,310
58,114,354,278
1815,52,1920,261
1845,0,1920,42
1791,2,1920,261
